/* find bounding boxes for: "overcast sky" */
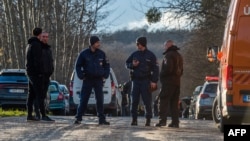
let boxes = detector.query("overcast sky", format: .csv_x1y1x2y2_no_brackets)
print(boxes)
98,0,189,33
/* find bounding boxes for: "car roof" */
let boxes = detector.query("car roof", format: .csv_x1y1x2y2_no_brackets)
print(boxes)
0,69,26,75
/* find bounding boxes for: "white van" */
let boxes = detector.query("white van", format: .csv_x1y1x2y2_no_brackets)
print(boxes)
71,68,122,116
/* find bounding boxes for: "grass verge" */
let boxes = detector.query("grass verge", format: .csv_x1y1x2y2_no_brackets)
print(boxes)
0,108,27,117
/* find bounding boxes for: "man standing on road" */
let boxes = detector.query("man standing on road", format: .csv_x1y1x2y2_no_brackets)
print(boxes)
74,36,110,125
26,28,54,122
155,40,183,128
37,31,54,121
125,36,159,126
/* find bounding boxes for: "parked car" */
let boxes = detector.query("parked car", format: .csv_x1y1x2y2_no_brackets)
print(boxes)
195,76,218,119
71,68,122,116
45,80,69,115
58,84,75,115
0,69,28,110
68,75,78,115
189,85,203,119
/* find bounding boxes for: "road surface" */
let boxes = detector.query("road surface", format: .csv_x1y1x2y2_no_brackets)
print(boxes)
0,116,223,141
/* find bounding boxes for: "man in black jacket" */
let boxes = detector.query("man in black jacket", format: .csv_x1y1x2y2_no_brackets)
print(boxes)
155,40,183,128
38,31,54,120
25,28,54,122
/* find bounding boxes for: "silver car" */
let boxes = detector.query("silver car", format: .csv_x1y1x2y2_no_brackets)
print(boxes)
195,77,218,120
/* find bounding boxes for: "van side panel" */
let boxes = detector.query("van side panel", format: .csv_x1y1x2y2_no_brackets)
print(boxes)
231,1,250,107
221,0,250,119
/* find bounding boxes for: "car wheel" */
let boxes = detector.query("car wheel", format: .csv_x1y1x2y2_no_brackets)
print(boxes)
212,98,220,123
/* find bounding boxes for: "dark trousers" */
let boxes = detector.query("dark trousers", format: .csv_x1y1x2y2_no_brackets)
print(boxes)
27,75,49,118
75,79,105,122
158,84,180,124
131,80,152,119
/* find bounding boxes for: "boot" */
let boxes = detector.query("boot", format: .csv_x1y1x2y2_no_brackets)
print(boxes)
131,118,137,126
154,119,166,127
145,118,151,126
168,122,179,128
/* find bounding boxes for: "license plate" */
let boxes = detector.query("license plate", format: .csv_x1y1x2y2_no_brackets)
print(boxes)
51,96,57,101
243,95,250,102
9,89,24,93
201,98,214,105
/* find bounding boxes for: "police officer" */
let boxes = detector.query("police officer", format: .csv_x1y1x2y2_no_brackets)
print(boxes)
125,36,159,126
74,36,110,125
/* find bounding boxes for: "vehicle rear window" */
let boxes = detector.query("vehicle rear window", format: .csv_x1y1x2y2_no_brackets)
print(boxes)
49,84,59,92
60,85,69,93
0,75,28,82
204,84,218,93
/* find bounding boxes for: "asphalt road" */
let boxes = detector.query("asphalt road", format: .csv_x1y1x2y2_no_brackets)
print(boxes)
0,116,223,141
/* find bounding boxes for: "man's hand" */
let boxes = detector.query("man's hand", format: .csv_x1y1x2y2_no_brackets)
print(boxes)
150,82,157,92
132,59,139,67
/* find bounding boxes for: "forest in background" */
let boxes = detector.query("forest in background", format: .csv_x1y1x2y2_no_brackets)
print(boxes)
0,0,230,97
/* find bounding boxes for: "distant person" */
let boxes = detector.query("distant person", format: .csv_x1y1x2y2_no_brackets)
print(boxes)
120,80,132,116
154,40,183,128
25,28,54,122
125,36,159,126
74,36,110,125
119,83,129,116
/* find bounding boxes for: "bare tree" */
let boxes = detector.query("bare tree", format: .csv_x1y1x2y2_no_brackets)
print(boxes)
144,0,231,96
0,0,113,86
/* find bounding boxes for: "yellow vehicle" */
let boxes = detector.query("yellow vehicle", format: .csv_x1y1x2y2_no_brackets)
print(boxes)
207,0,250,133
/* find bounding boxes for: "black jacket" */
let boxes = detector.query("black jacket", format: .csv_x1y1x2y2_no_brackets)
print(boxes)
25,37,43,76
160,45,183,85
25,37,54,77
41,43,54,77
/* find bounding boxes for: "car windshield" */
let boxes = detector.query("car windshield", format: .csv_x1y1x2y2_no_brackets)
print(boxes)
204,83,218,93
0,75,28,82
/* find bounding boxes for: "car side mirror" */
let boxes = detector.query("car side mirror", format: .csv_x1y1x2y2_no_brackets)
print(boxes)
207,46,218,62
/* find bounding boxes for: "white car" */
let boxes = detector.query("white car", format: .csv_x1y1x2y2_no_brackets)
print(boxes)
71,68,122,116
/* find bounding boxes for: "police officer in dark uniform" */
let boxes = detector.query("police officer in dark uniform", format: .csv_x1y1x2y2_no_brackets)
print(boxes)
126,36,159,126
155,40,183,128
74,36,110,125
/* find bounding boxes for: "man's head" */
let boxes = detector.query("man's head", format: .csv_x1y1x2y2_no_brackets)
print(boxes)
89,36,101,49
32,27,42,40
136,37,147,51
41,32,49,44
164,40,174,49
